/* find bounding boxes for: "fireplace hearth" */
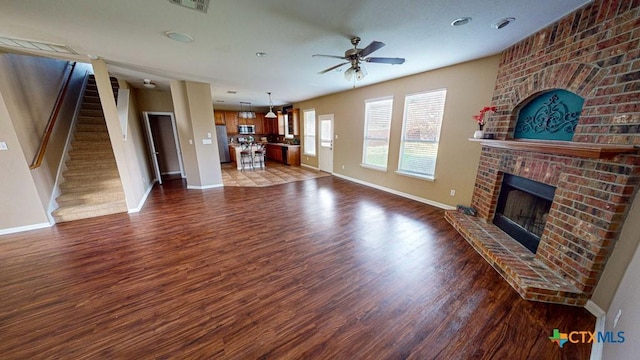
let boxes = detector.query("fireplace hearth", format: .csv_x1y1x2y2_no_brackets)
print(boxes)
493,174,555,254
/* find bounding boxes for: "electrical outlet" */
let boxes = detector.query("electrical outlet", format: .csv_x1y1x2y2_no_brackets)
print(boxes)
450,189,456,196
342,165,345,169
0,141,7,151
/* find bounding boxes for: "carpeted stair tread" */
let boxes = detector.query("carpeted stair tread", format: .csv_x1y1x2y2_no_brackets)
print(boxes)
74,131,111,141
76,116,105,125
56,190,125,207
52,201,127,223
76,123,108,132
71,139,112,150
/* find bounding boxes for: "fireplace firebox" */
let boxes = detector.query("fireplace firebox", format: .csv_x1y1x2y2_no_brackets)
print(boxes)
493,174,556,253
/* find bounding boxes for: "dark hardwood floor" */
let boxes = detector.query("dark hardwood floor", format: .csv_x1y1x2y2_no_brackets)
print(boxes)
0,177,594,359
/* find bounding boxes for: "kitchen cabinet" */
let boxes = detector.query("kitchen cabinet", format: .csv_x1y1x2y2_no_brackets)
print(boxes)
265,143,300,166
284,145,300,165
224,111,239,135
264,116,278,135
277,111,285,135
229,145,236,163
214,111,225,125
288,108,300,136
266,144,282,162
254,113,264,134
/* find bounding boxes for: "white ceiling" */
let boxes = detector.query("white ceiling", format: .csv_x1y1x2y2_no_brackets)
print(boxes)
0,0,591,109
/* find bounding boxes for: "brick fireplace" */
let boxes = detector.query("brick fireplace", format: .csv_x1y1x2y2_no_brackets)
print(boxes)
446,0,640,306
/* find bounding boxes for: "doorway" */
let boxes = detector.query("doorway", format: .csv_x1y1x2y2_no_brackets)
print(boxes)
318,114,334,173
142,112,185,184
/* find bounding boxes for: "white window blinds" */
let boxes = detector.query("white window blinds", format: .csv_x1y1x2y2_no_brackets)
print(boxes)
398,89,447,178
362,97,393,169
303,109,316,155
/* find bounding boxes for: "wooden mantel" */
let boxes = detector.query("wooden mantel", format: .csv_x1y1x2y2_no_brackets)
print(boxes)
469,138,639,159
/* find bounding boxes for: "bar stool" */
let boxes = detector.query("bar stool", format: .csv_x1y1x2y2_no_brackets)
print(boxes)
253,143,266,169
240,143,253,170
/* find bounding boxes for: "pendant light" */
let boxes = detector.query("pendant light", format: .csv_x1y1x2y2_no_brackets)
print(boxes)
265,92,277,118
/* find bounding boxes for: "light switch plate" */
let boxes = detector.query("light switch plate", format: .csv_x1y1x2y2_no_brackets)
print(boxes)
0,141,8,150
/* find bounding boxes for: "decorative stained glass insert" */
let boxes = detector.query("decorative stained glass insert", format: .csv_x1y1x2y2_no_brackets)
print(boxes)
514,89,584,141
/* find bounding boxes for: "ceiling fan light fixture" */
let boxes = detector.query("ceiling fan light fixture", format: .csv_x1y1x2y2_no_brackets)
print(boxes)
355,66,367,81
451,17,472,26
143,79,156,89
265,92,277,118
344,67,355,81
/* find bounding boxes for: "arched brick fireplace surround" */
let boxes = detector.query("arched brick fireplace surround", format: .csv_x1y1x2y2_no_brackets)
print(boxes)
446,0,640,306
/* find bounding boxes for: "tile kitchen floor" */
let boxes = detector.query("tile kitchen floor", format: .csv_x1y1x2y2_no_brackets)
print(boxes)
221,161,331,187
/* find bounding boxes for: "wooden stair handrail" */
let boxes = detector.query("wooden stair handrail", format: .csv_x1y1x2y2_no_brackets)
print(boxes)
29,62,77,170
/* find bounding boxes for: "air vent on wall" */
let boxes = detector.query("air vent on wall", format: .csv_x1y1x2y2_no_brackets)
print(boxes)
0,36,77,55
168,0,210,13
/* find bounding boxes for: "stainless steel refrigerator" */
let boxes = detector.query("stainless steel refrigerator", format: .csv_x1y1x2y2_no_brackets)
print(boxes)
216,125,230,163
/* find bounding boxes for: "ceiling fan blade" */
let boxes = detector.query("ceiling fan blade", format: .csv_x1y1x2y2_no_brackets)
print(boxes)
312,54,347,60
358,41,385,58
365,57,405,65
318,62,349,74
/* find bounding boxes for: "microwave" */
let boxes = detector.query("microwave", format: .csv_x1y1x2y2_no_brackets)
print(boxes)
238,124,255,134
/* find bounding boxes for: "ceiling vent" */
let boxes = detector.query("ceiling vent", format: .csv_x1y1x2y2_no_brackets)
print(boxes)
0,36,77,55
168,0,210,13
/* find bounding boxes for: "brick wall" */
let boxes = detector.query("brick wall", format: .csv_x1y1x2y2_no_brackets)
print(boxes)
471,0,640,297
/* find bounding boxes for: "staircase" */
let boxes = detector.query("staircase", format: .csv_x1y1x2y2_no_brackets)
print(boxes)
52,75,127,223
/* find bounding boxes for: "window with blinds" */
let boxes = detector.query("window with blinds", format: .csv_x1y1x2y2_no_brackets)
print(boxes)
303,109,316,155
362,97,393,170
397,89,447,179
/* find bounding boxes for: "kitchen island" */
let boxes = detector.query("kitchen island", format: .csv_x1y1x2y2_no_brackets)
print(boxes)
229,143,300,169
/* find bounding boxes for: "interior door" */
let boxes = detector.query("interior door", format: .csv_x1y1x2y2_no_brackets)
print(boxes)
142,112,163,184
318,114,334,173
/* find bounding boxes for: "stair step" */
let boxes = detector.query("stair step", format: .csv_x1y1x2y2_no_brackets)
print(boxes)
74,131,111,141
81,102,103,111
68,152,115,162
79,109,105,117
65,157,118,168
52,201,127,223
76,123,108,132
76,116,106,125
56,189,125,207
59,177,123,192
83,89,99,97
63,168,120,180
71,139,112,150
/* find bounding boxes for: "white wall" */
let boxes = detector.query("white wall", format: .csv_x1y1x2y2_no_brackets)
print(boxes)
601,225,640,359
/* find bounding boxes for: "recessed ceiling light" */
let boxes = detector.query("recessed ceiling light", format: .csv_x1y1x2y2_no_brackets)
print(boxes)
167,0,210,13
256,52,267,57
493,17,515,29
451,17,472,26
165,31,194,43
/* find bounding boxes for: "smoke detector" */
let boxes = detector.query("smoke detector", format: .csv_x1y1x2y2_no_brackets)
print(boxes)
143,79,157,89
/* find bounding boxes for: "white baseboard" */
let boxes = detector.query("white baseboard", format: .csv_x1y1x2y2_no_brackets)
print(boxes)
301,163,319,171
0,222,52,236
187,184,224,190
128,181,156,213
586,300,606,360
161,171,182,175
332,173,456,210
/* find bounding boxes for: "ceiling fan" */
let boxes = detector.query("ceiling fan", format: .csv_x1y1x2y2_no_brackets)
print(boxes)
313,36,405,81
